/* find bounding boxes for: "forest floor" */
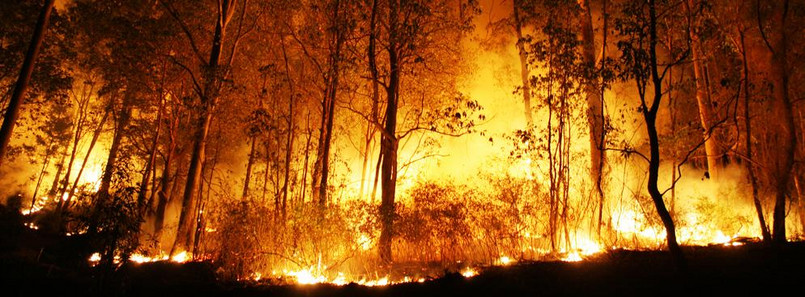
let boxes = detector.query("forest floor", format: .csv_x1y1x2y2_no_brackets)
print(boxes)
3,219,805,297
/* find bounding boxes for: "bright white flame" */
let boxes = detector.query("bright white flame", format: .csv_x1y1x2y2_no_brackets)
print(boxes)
357,234,372,251
461,267,478,278
562,252,583,262
287,269,327,285
497,256,513,266
171,251,189,263
89,252,101,263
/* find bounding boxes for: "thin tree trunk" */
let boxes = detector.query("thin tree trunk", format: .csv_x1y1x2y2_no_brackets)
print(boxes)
579,0,606,238
88,92,133,234
242,135,257,200
767,0,794,244
739,30,771,242
48,152,66,196
280,36,295,217
63,108,110,210
365,0,381,203
513,0,533,127
300,111,312,204
686,0,722,178
262,135,271,204
379,0,401,263
57,97,91,211
647,0,684,268
0,0,56,168
153,115,177,238
31,139,55,212
173,0,237,255
138,97,165,211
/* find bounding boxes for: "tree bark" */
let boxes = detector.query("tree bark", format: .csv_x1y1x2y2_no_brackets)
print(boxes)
686,0,723,178
173,0,237,255
153,114,177,238
242,135,257,200
578,0,607,237
647,0,685,269
0,0,56,169
739,30,771,242
766,0,794,244
513,0,533,127
138,97,165,212
379,0,401,264
279,36,295,217
88,91,134,235
63,107,110,211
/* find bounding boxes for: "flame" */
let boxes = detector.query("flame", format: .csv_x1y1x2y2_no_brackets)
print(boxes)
562,252,583,262
89,252,101,263
497,256,514,266
461,267,478,278
171,251,189,263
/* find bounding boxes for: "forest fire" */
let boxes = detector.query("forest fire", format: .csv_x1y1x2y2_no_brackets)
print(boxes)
1,0,804,295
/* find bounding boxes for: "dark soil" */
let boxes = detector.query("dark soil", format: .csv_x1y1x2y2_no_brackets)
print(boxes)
3,215,804,297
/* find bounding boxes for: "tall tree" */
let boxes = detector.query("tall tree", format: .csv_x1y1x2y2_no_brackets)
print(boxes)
166,0,245,256
577,0,607,236
617,0,686,268
757,0,795,244
685,0,724,179
0,0,56,169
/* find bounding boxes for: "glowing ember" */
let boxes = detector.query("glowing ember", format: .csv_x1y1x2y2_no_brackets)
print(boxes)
288,269,326,285
497,256,514,266
171,251,189,263
461,267,478,278
89,252,101,263
562,252,583,262
129,253,170,264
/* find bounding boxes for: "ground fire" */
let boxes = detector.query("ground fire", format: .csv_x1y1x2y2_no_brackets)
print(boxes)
1,0,804,295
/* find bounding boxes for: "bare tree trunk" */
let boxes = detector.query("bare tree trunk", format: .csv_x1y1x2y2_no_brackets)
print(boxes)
513,0,533,127
686,0,723,178
63,108,110,210
300,111,312,204
242,135,256,200
280,36,295,217
0,0,55,168
138,97,165,212
647,0,684,268
739,30,771,242
262,137,270,203
173,104,213,255
365,0,381,203
48,152,66,196
579,0,606,237
88,92,133,234
173,0,238,255
153,115,177,238
766,0,794,244
379,0,401,263
57,90,96,211
31,138,55,211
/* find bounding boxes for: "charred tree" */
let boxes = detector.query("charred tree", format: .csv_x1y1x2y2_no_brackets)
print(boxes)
378,0,402,263
618,0,686,269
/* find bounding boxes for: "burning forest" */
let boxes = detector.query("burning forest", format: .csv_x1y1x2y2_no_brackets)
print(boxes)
1,0,805,296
